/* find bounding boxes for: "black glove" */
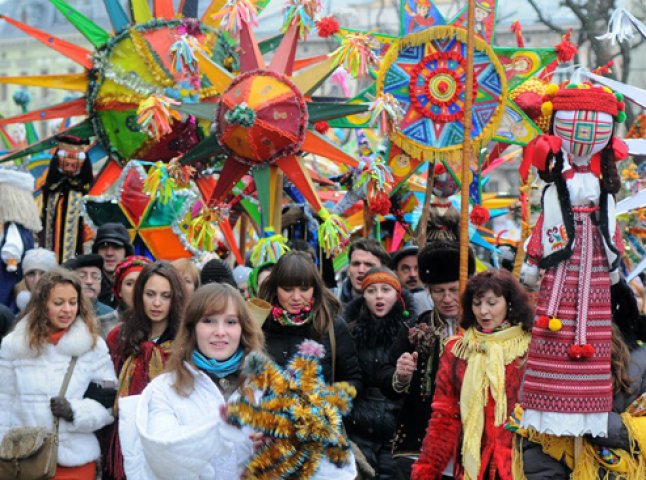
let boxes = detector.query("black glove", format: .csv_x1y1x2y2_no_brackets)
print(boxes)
50,396,74,422
84,382,117,409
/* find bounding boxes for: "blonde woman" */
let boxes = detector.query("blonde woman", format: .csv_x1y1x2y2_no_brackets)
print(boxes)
119,283,265,479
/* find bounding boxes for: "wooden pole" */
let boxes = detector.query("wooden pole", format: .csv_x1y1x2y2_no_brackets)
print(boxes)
239,213,248,263
417,160,437,247
459,0,477,294
513,177,531,278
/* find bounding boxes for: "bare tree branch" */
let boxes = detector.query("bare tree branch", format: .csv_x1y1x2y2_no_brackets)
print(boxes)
611,38,646,60
562,0,587,25
526,0,566,35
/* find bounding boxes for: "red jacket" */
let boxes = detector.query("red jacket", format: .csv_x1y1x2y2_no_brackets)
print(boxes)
412,337,526,480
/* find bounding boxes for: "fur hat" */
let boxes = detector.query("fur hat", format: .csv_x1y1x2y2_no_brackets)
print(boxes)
0,169,34,191
0,168,42,232
390,245,418,270
200,259,236,287
418,240,475,285
63,254,104,271
611,279,646,350
22,248,57,275
92,223,134,256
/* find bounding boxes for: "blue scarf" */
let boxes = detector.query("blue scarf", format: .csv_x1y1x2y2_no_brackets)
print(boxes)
192,348,244,378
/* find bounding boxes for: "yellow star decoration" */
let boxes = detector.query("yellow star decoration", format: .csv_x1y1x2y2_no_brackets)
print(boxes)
227,340,356,479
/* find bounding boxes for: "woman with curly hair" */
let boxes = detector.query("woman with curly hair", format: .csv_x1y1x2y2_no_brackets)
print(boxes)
104,261,185,480
412,269,533,480
0,268,116,479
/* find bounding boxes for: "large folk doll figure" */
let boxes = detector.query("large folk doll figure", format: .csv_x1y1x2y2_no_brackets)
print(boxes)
521,83,628,436
42,134,93,264
0,168,42,311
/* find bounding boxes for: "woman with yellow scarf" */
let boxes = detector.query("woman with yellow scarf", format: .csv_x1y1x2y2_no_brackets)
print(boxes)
411,270,533,480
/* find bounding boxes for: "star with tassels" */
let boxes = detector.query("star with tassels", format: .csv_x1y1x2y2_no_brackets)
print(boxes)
226,340,356,479
82,160,200,260
175,0,373,261
329,0,561,191
0,0,274,164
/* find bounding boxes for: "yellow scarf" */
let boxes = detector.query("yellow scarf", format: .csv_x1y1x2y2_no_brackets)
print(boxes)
453,326,531,480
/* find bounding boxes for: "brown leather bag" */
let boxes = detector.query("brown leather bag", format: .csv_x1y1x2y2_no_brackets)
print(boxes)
0,357,77,480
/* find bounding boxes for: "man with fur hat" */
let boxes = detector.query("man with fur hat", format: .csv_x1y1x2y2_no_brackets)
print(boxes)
391,245,433,313
0,168,42,312
64,254,114,317
92,222,134,308
378,240,475,478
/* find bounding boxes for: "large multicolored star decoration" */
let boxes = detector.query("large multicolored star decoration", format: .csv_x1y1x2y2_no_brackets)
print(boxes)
172,0,378,260
330,0,558,191
83,158,257,262
81,160,199,260
227,340,356,479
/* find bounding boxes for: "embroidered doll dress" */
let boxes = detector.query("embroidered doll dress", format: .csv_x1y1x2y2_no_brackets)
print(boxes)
521,104,624,437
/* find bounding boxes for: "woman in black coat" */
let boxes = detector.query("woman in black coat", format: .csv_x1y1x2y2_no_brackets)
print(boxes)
344,266,416,480
258,251,362,392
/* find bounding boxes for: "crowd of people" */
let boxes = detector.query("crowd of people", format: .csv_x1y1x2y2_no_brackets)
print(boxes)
1,223,646,480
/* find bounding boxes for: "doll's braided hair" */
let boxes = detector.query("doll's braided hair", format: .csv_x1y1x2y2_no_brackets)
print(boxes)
536,142,565,185
600,141,621,194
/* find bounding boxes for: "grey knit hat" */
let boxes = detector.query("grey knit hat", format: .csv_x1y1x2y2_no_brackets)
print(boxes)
22,248,57,274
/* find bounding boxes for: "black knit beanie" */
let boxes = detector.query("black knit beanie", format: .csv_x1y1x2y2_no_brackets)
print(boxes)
200,259,237,287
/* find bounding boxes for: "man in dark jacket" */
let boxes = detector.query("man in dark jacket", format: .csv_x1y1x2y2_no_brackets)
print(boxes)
338,238,390,308
92,223,134,308
379,240,475,478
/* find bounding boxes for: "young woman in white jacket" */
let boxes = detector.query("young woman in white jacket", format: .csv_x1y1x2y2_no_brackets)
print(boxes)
120,282,358,480
0,268,117,479
119,282,265,479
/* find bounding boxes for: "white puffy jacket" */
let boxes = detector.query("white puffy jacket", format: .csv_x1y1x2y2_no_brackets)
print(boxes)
0,316,116,467
119,363,358,479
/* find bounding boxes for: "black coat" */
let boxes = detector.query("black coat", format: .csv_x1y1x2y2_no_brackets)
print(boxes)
523,347,646,479
0,303,15,344
344,291,416,478
378,309,444,458
262,315,363,393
